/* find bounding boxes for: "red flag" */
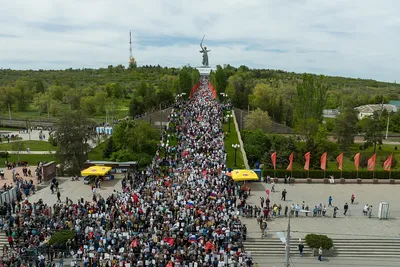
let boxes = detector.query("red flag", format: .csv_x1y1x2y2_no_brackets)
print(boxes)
384,154,393,171
286,152,294,171
320,152,327,170
163,237,175,246
271,152,277,170
205,241,215,251
266,189,270,195
354,153,360,171
133,193,139,203
336,153,344,171
367,153,376,171
304,152,311,171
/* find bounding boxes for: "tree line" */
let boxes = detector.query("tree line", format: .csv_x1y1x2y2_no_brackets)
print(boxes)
0,66,199,121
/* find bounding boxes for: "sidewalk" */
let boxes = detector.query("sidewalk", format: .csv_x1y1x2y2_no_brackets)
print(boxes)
6,151,56,154
242,183,400,239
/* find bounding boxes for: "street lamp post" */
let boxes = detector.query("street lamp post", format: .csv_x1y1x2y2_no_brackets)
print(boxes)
226,114,233,132
220,92,227,103
232,143,240,167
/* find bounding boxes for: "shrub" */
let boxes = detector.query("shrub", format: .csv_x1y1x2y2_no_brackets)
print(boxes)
305,234,333,250
48,230,75,247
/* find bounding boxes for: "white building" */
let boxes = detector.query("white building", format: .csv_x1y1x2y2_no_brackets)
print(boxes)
355,104,398,120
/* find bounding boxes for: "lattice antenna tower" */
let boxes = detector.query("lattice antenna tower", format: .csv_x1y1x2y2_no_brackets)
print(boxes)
129,30,137,67
130,31,133,61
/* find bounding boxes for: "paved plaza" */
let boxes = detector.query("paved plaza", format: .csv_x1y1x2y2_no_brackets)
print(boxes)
252,257,400,267
242,182,400,239
27,177,122,205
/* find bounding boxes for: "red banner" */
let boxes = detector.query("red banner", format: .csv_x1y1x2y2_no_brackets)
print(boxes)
189,82,200,98
336,153,344,171
320,152,327,170
354,153,360,171
304,152,311,171
367,153,376,171
384,154,393,171
271,152,277,170
208,82,217,99
287,152,294,171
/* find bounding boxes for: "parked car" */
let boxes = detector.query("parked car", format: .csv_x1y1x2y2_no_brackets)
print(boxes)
83,175,96,185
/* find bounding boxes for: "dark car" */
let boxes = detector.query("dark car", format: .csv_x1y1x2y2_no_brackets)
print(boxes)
83,175,96,185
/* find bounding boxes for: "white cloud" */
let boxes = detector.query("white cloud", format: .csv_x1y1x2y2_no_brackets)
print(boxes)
0,0,399,81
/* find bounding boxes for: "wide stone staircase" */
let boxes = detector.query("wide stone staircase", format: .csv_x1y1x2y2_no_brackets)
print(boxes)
244,237,400,258
0,231,8,254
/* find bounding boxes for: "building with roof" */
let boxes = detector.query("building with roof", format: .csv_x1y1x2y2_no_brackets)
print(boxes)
354,104,398,120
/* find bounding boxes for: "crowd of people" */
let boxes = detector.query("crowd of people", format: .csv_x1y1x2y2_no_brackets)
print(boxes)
0,78,255,266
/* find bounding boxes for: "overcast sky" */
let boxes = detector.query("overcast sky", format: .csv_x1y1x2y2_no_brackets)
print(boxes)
1,0,399,81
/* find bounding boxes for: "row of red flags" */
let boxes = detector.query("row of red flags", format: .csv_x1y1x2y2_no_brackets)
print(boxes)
270,152,394,172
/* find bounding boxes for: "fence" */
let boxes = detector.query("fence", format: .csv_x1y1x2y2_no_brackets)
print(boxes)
0,186,18,205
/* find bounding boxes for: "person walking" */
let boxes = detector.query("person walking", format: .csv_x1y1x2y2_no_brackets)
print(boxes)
298,242,304,257
281,189,287,201
57,191,61,203
344,203,349,216
351,194,355,204
318,246,323,261
328,196,333,206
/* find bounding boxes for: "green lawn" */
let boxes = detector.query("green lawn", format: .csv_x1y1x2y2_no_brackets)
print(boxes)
0,127,19,132
1,154,57,167
87,140,108,161
0,140,56,151
223,112,245,169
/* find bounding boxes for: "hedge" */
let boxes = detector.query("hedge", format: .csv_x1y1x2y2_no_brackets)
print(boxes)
48,230,76,247
263,169,398,179
305,234,333,250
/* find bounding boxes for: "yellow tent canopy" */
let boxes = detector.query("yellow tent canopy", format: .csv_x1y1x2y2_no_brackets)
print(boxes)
231,169,259,181
81,166,112,176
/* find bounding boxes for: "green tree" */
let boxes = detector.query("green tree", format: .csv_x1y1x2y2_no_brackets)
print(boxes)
0,86,15,113
334,107,359,151
241,129,271,166
48,85,65,102
214,65,228,99
363,111,384,153
94,91,108,113
294,118,319,143
12,81,32,111
103,137,116,159
80,96,97,115
112,120,159,167
53,110,96,175
12,141,25,161
49,100,62,116
63,87,81,110
178,67,192,95
244,108,272,132
129,96,145,118
294,74,328,124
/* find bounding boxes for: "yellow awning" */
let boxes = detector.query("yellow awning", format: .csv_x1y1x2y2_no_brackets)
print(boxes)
81,166,112,176
231,169,259,181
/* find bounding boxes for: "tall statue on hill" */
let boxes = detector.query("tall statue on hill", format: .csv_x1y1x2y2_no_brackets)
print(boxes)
199,35,211,67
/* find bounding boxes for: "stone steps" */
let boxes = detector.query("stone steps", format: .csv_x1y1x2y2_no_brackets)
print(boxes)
243,238,400,258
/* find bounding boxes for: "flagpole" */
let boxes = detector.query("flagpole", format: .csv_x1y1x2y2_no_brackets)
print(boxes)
356,169,359,179
389,170,391,180
341,169,343,179
323,170,326,179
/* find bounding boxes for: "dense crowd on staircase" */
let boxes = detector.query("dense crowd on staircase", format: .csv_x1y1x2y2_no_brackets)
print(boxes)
0,78,254,267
